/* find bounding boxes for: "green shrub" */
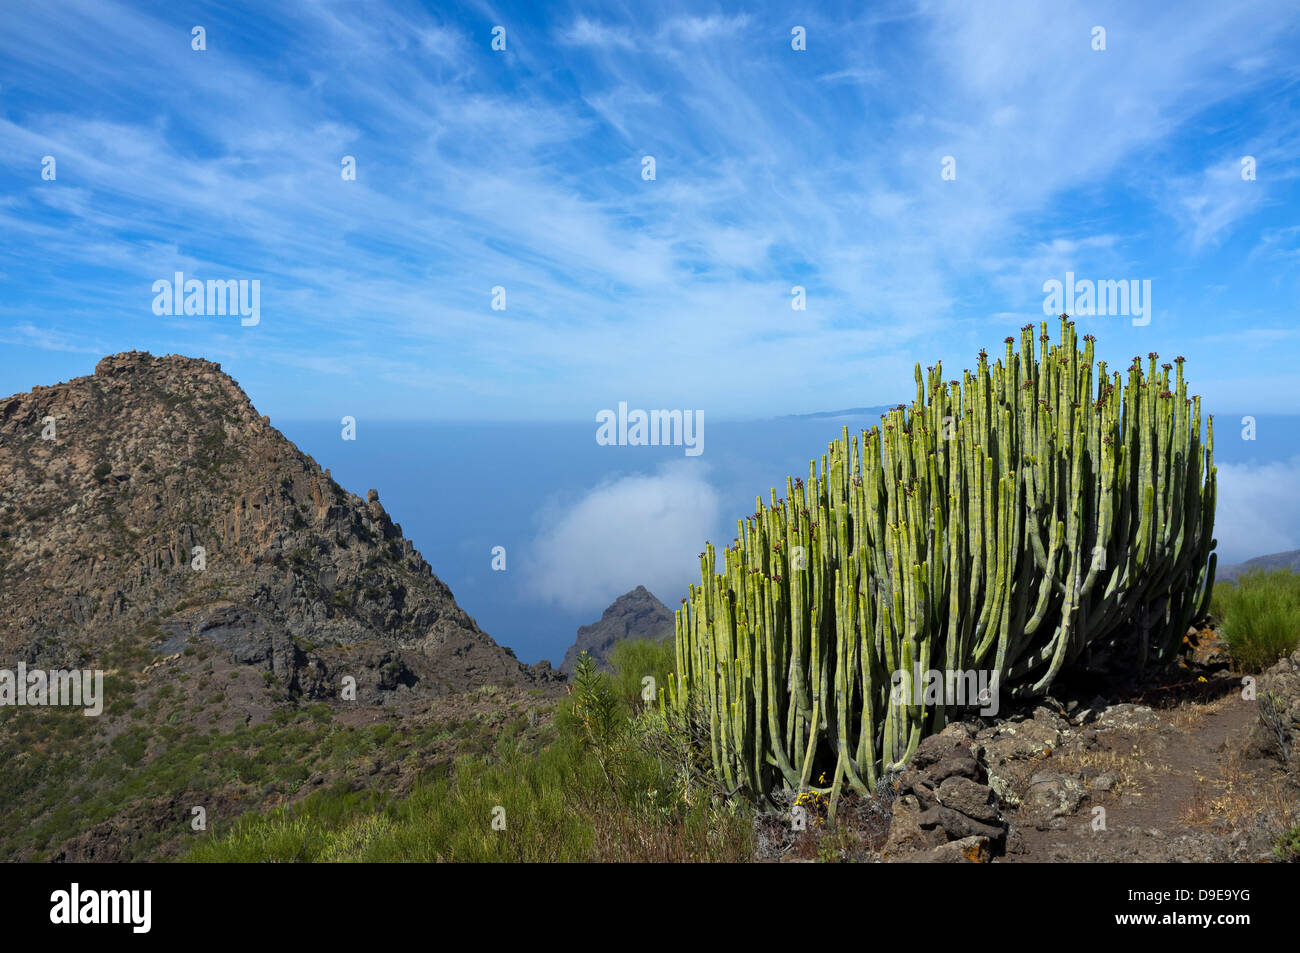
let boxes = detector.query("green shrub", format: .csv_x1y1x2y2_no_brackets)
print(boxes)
1212,568,1300,672
189,813,323,863
184,640,753,863
605,637,675,713
110,730,148,765
1275,824,1300,862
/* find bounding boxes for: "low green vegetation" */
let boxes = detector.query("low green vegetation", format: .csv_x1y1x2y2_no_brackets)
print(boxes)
603,636,675,713
185,640,753,862
1211,568,1300,672
1275,824,1300,862
0,652,528,861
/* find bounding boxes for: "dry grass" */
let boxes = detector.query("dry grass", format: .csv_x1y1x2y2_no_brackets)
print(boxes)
1174,748,1299,840
1051,741,1171,797
1160,691,1238,731
752,787,892,862
586,801,753,862
1177,786,1212,825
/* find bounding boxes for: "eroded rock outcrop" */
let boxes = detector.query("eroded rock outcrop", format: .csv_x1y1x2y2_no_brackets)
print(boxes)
1246,646,1300,768
883,726,1008,861
560,585,673,674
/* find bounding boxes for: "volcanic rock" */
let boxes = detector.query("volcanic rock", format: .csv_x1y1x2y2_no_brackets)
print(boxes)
560,585,673,674
0,351,561,696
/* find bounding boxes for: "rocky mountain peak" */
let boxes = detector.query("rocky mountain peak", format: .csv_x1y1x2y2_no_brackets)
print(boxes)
560,585,674,674
0,353,560,698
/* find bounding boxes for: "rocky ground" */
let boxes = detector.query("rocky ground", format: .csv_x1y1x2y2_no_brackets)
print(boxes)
758,632,1300,863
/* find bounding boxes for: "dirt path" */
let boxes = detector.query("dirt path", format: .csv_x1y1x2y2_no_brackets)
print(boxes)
1002,690,1287,862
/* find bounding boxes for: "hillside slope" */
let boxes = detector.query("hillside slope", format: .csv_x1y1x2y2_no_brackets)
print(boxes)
1216,549,1300,582
0,351,559,697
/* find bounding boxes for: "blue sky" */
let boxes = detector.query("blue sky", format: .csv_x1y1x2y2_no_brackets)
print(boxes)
3,0,1300,422
4,2,1300,658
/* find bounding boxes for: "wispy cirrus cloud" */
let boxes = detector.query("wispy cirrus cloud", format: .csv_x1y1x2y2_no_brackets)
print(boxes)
560,17,637,50
1,0,1298,420
659,14,751,44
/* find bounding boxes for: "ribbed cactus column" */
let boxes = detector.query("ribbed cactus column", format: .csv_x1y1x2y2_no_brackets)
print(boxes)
671,318,1217,806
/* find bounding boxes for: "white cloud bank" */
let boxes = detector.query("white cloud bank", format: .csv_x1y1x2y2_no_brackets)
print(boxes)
517,450,1300,613
1213,456,1300,566
525,463,720,613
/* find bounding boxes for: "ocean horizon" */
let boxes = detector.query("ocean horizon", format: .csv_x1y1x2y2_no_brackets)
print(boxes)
274,411,1300,664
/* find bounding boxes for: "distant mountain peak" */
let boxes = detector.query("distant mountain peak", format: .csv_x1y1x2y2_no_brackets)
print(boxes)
560,585,673,674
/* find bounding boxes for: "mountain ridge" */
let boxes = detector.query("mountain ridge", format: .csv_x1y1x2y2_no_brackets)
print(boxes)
1216,549,1300,582
0,350,560,698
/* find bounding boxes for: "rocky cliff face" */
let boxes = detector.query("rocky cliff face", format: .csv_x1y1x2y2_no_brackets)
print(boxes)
0,351,560,698
560,585,674,674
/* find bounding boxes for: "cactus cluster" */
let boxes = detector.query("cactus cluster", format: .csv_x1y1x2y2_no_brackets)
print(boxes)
667,317,1217,804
